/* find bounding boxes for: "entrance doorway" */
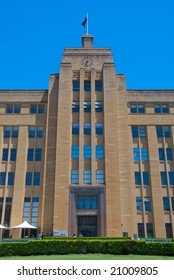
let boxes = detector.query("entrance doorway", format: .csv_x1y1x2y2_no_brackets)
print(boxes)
77,216,97,237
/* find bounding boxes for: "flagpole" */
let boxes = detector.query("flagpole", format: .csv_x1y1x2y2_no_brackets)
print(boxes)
87,12,88,35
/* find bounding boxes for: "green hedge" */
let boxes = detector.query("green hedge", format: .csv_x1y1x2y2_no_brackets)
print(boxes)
0,240,174,257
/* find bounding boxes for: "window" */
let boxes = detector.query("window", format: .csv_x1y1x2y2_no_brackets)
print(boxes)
37,127,43,138
84,102,91,112
144,197,152,211
2,148,8,161
169,172,174,185
95,80,102,91
23,197,30,221
146,223,153,238
166,148,173,161
163,197,170,211
135,172,141,186
96,123,103,135
141,148,148,161
10,149,16,161
160,171,167,186
138,223,145,238
96,145,104,159
95,101,103,112
130,104,145,113
84,146,91,159
156,126,163,138
31,197,39,227
164,126,170,138
35,148,42,161
132,126,138,138
73,80,80,92
96,170,105,184
158,148,165,161
30,104,45,114
84,81,91,92
71,170,79,184
33,172,40,186
4,126,18,138
83,170,92,184
84,123,91,135
6,104,21,114
133,148,140,161
136,197,143,211
154,104,168,113
28,127,43,138
27,148,34,161
29,127,35,138
72,102,80,112
77,196,97,209
72,146,79,159
143,172,150,186
0,172,6,186
165,223,173,238
72,123,79,135
26,172,32,186
8,172,14,186
156,125,171,138
171,197,174,211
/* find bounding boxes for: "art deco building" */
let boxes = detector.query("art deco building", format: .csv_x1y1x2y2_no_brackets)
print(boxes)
0,35,174,238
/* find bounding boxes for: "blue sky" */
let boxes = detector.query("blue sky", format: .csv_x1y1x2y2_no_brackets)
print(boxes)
0,0,173,90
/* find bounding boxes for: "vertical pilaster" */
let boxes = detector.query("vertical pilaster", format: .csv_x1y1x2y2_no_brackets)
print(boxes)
79,69,84,185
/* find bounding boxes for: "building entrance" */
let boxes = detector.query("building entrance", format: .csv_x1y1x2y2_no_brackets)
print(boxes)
77,216,97,237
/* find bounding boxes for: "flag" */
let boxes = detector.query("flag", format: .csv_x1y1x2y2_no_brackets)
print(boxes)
81,16,87,27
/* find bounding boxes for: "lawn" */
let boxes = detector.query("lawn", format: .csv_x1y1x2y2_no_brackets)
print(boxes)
0,254,174,260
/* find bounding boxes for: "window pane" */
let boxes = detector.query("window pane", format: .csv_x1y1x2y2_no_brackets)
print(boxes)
6,105,13,113
38,104,45,114
26,172,32,186
95,101,103,112
135,172,141,186
171,197,174,211
143,172,150,186
72,146,79,158
96,123,103,135
72,102,80,112
73,80,80,91
72,123,79,135
34,172,40,186
83,170,92,184
163,197,170,211
158,148,165,161
144,198,152,211
84,81,91,92
165,223,173,238
4,127,11,138
160,171,167,186
130,105,137,113
162,105,168,113
146,223,153,238
164,126,170,138
77,196,83,209
138,223,145,238
27,148,34,161
133,148,140,161
156,126,163,138
154,105,161,113
8,172,14,186
14,104,21,114
12,127,18,138
30,105,37,114
0,172,6,186
35,148,42,161
141,148,148,161
92,196,97,209
136,197,143,211
96,146,104,159
138,105,145,113
84,123,91,135
37,127,43,138
10,148,16,161
96,170,104,184
84,102,91,112
95,80,102,91
29,127,35,138
166,148,173,161
84,146,92,159
2,148,8,161
131,126,138,138
169,172,174,185
71,170,79,184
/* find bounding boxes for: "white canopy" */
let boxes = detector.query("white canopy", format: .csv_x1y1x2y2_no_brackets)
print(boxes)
11,220,37,229
0,224,8,229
